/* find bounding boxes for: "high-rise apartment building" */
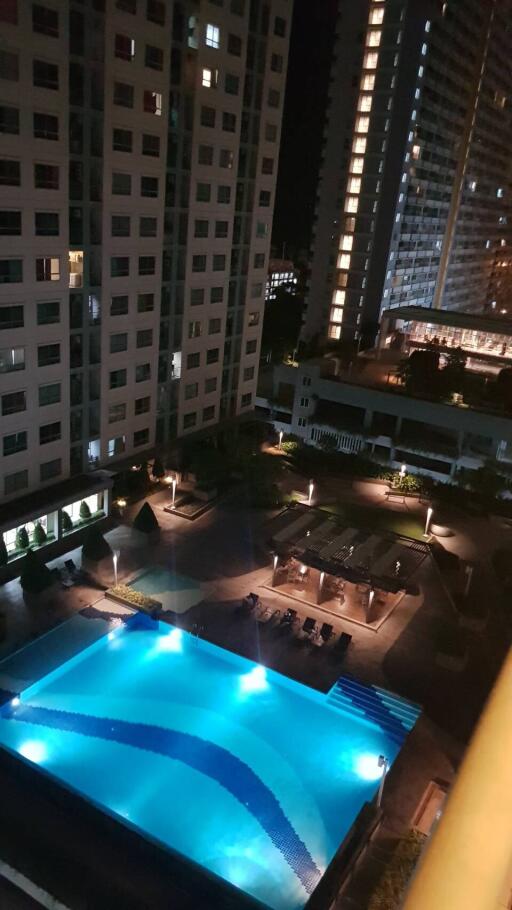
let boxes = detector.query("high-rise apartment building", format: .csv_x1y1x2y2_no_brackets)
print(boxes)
303,0,512,345
0,0,291,509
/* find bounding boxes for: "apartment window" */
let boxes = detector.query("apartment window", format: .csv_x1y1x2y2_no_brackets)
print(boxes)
147,0,165,24
110,333,128,354
33,60,59,91
225,73,239,94
35,212,59,236
265,124,278,144
208,318,221,335
33,4,59,36
0,304,23,329
38,382,60,406
110,368,127,389
145,44,163,70
213,254,225,271
251,283,263,298
3,430,27,456
227,33,242,55
142,133,160,157
137,293,154,312
222,111,236,132
0,1,18,23
191,289,204,306
111,256,130,277
134,396,150,415
206,347,219,364
254,253,265,269
205,24,220,48
115,33,135,61
201,405,214,422
202,67,218,88
39,421,60,445
270,53,283,73
274,15,286,36
0,211,21,235
240,393,251,408
259,190,271,207
246,339,257,354
113,128,132,152
215,220,228,238
219,149,234,169
138,255,155,275
143,90,162,115
261,157,274,175
210,286,224,303
37,300,59,324
194,219,209,238
112,172,131,195
187,352,200,369
2,390,26,416
141,175,158,197
196,182,211,202
243,366,254,381
185,382,198,400
139,216,157,237
40,458,61,481
114,81,134,107
192,255,207,272
108,403,127,424
0,259,22,283
218,185,231,204
267,89,280,108
0,49,19,81
135,363,151,382
108,436,126,457
0,345,25,372
112,215,131,237
117,0,136,12
303,376,312,387
183,412,197,429
0,160,20,186
188,320,202,339
136,329,153,348
297,417,306,428
4,469,28,495
111,295,129,316
205,376,217,393
198,144,213,165
201,105,216,127
36,257,59,282
248,311,260,326
34,163,58,189
0,105,19,134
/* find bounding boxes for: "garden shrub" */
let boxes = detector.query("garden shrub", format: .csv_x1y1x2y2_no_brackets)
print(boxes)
15,526,29,551
152,457,165,479
0,534,7,567
79,500,92,521
19,549,53,594
32,521,47,546
61,510,73,534
368,831,425,910
133,502,159,534
82,527,112,562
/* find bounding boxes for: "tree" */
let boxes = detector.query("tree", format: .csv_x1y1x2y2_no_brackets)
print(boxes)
0,534,8,567
61,510,73,534
20,549,53,594
494,368,512,412
133,502,159,534
397,349,441,398
79,500,92,521
32,521,47,546
442,346,467,394
152,456,165,479
15,526,29,551
82,526,113,562
467,465,507,501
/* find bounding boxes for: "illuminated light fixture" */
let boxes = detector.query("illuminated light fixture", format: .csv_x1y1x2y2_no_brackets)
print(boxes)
240,665,268,693
356,753,384,781
425,506,433,536
308,480,314,505
11,696,20,708
19,740,47,764
158,628,183,652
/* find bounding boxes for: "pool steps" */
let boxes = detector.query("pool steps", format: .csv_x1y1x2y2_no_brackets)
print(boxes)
326,676,421,746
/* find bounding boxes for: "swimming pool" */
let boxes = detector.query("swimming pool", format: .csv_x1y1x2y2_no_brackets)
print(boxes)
0,620,419,910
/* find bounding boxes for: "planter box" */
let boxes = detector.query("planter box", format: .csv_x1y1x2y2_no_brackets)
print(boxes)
105,587,161,616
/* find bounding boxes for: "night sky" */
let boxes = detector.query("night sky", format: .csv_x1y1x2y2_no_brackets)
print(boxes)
272,0,338,257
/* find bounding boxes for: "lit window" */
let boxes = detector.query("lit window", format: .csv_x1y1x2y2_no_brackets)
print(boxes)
353,136,367,154
350,156,365,174
412,144,421,159
363,52,378,68
143,90,162,115
355,116,369,133
345,196,359,213
369,8,384,25
328,324,341,339
340,235,353,251
202,67,217,88
348,176,361,194
469,180,477,192
358,94,372,113
36,257,59,282
425,19,431,31
367,30,381,47
330,307,344,323
497,187,504,198
421,42,427,54
205,23,220,48
361,73,375,91
337,253,351,270
418,65,424,77
333,289,345,306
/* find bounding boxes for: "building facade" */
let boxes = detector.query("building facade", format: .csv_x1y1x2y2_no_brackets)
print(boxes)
303,0,512,345
0,0,291,511
265,257,297,300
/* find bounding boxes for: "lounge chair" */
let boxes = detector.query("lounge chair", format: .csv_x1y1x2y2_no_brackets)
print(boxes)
257,607,280,625
332,632,352,658
64,559,78,575
310,622,334,648
296,616,317,641
278,608,297,629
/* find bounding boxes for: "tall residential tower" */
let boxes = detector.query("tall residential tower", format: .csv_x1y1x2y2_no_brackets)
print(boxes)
303,0,512,345
0,0,291,511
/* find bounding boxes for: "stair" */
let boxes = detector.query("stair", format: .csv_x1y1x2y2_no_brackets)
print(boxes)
326,675,421,746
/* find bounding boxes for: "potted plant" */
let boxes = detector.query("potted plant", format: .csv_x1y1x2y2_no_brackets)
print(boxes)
61,510,73,534
32,521,47,547
133,502,160,540
79,500,92,521
15,526,29,551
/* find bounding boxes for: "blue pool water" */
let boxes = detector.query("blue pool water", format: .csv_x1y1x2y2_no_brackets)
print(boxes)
0,622,409,910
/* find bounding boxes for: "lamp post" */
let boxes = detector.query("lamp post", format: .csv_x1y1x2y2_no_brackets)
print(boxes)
377,754,389,808
425,506,433,536
171,477,177,509
113,549,120,587
400,463,406,479
278,430,283,450
366,587,375,624
308,480,314,506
